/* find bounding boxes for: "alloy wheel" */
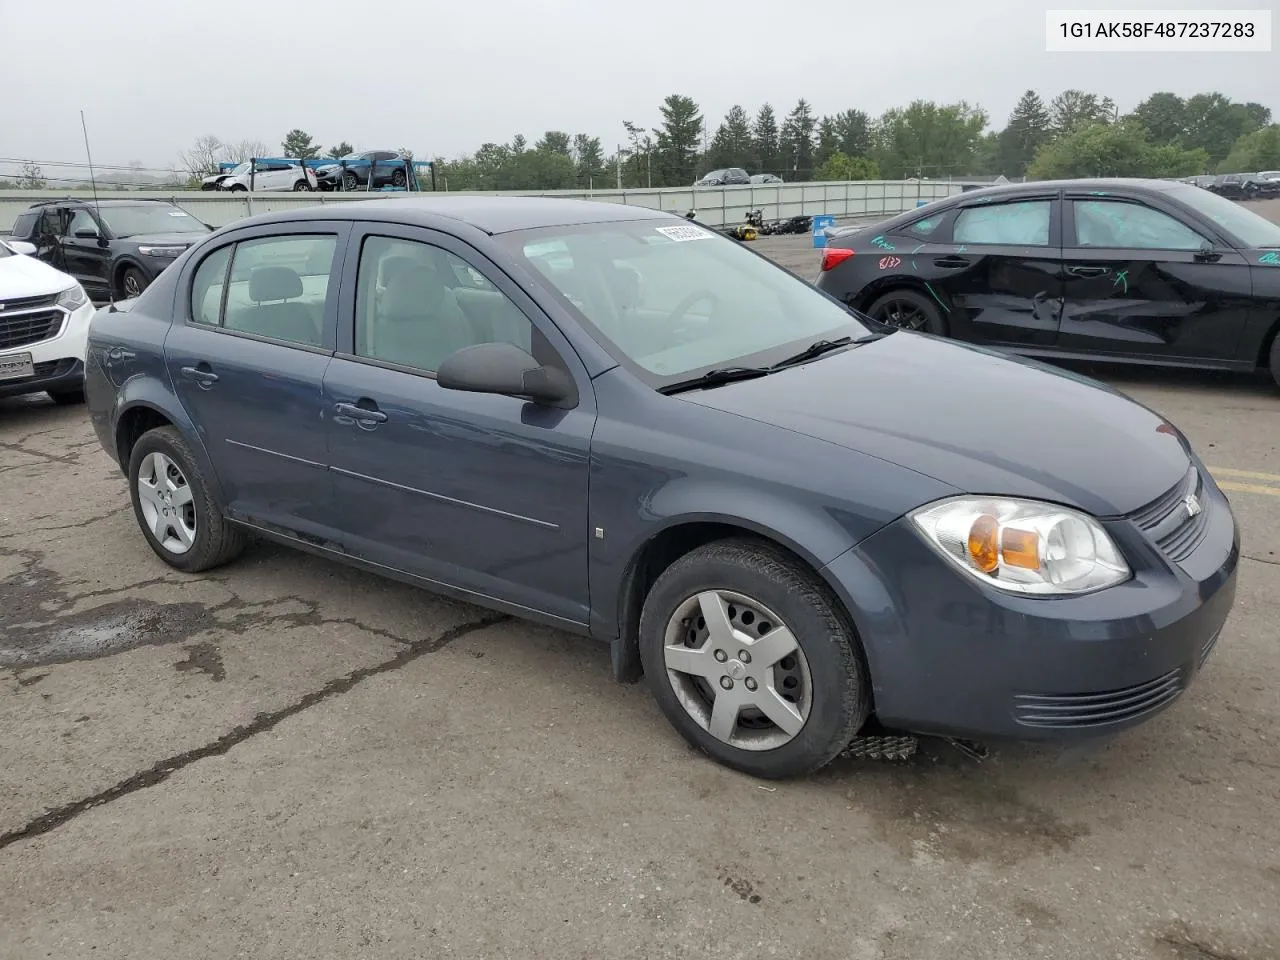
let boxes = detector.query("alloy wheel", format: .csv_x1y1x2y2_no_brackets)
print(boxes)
123,272,144,299
874,298,931,330
663,590,812,751
136,451,196,554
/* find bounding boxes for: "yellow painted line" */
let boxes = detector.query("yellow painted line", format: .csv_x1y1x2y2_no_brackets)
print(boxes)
1208,466,1280,484
1217,481,1280,497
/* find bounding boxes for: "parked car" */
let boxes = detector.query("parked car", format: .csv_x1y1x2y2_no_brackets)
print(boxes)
694,168,750,186
1205,173,1280,200
7,199,214,303
314,150,410,191
203,160,317,192
816,178,1280,390
749,174,784,184
0,237,95,403
85,196,1238,779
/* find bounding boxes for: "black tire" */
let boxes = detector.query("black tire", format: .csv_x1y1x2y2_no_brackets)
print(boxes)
127,426,246,573
342,172,359,191
49,388,85,405
228,184,248,193
638,538,870,779
391,169,407,188
1270,333,1280,391
867,287,947,336
293,179,312,192
119,267,148,300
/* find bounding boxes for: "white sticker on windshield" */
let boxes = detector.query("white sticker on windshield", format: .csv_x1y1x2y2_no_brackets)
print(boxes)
169,210,190,217
655,223,714,242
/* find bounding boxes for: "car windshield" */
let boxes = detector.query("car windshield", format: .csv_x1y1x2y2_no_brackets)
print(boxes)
499,219,870,384
230,162,251,175
99,205,209,238
1166,183,1280,248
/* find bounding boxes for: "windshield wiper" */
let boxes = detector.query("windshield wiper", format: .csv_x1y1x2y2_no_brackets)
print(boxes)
658,366,772,395
769,336,862,370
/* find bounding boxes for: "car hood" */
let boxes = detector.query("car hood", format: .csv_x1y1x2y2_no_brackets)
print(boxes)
0,252,75,298
125,232,207,246
678,332,1190,517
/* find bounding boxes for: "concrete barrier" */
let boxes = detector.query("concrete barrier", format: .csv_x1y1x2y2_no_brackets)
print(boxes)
0,179,960,233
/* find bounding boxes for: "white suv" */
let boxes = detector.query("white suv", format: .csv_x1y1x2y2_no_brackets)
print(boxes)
205,160,318,192
0,239,95,404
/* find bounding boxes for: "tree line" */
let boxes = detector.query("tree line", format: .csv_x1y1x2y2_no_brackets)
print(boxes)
4,90,1275,192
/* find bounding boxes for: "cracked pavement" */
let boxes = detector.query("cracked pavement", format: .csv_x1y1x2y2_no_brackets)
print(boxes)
2,240,1279,959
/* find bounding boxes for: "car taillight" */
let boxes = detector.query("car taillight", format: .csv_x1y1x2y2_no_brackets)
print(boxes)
821,247,854,271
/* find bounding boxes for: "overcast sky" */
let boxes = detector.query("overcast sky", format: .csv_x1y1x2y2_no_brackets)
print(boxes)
2,0,1276,177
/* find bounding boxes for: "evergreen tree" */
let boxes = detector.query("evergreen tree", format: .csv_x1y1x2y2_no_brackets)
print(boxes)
752,104,780,175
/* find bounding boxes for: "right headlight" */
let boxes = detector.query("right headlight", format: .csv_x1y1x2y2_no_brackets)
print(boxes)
909,496,1131,596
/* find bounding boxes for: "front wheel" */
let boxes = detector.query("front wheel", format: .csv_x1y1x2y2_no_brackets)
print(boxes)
1269,334,1280,391
127,426,246,572
119,266,147,300
49,388,85,405
866,288,947,336
342,172,359,191
391,169,407,188
638,539,870,779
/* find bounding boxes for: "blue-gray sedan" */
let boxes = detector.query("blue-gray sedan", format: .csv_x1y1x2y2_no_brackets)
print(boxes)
84,197,1239,779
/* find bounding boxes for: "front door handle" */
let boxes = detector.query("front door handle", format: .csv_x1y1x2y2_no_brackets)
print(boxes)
180,364,219,388
933,256,970,268
334,401,388,424
1067,265,1110,278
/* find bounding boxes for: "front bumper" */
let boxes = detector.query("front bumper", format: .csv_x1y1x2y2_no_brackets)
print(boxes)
0,300,94,399
826,466,1239,742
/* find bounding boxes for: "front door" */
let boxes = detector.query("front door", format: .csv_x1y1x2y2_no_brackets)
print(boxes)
164,225,350,538
33,208,68,272
60,207,113,300
936,195,1063,347
322,225,595,626
1058,196,1252,362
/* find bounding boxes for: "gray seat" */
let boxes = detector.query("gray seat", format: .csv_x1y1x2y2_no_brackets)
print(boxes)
371,256,476,371
227,266,320,345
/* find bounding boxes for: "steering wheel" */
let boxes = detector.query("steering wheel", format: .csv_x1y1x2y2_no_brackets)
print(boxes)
668,289,720,327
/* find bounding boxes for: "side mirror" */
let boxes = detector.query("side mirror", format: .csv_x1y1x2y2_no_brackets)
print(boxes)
74,228,99,239
7,240,37,256
1194,240,1221,263
436,341,576,408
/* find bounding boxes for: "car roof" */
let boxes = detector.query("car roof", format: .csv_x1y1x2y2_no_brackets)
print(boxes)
25,198,182,210
943,178,1192,202
239,195,677,235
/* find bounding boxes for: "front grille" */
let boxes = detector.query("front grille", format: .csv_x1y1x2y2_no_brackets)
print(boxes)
1199,629,1221,668
1130,465,1209,563
1013,668,1184,729
0,309,63,350
0,292,58,312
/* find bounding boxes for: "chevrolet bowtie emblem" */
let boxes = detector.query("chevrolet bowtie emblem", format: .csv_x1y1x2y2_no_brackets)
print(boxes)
1183,494,1202,518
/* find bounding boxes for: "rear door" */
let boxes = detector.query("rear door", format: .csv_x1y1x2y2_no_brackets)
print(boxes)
164,222,351,538
321,223,595,626
1058,194,1252,363
932,194,1063,347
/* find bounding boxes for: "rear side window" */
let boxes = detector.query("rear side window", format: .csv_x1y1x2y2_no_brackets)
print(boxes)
954,200,1051,246
187,234,337,347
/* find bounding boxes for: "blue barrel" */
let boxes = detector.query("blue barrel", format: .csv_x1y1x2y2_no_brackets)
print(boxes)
812,215,837,248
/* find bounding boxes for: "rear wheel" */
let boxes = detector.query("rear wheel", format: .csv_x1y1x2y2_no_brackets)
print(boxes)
293,179,313,191
127,426,246,572
867,288,946,335
638,539,870,779
1269,333,1280,390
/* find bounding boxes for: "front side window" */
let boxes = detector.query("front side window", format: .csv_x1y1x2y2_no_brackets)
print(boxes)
353,235,535,374
1072,200,1205,250
953,200,1051,246
188,234,336,346
67,209,99,236
498,219,870,384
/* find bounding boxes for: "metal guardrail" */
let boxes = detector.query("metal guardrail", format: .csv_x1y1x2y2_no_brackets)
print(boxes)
0,179,960,233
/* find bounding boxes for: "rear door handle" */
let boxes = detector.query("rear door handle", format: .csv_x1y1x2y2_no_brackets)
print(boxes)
334,401,388,424
180,364,219,387
933,256,970,268
1067,265,1110,278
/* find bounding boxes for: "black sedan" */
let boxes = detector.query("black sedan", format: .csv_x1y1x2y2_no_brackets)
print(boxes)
816,178,1280,389
84,196,1237,778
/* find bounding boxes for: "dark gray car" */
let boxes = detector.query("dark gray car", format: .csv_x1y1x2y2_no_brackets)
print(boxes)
84,197,1239,779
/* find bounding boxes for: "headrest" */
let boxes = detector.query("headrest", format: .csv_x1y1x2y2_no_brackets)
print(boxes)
249,266,303,302
382,267,443,316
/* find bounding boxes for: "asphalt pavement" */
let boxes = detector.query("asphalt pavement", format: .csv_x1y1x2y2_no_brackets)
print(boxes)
1,233,1278,960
